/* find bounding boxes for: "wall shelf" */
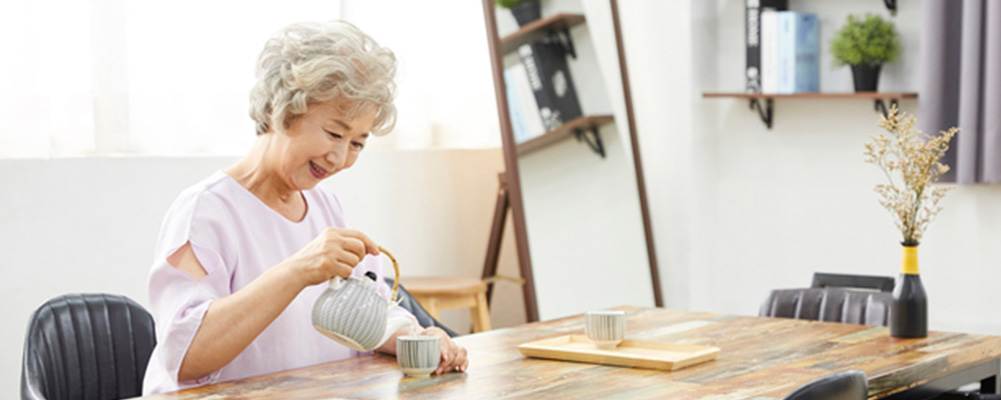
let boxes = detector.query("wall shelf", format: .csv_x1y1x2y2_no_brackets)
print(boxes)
702,92,918,129
500,13,585,54
516,115,613,157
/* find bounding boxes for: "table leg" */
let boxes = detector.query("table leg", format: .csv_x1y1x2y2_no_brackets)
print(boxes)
983,370,1000,394
416,296,440,321
472,292,491,333
879,358,1001,399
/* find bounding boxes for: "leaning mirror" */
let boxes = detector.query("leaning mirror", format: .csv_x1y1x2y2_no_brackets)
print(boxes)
482,0,662,321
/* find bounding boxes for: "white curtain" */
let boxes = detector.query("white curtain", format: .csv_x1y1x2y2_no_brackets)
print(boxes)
0,0,343,158
0,0,501,159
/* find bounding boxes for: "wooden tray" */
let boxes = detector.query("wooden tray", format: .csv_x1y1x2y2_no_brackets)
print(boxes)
518,335,720,371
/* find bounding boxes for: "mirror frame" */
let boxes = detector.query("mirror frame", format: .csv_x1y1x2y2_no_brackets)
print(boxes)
480,0,662,322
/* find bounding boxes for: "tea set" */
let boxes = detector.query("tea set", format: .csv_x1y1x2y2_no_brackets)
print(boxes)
310,245,626,379
310,246,441,377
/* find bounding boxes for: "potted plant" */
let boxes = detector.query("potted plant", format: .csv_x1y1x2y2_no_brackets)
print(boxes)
863,106,957,338
831,14,901,92
496,0,541,27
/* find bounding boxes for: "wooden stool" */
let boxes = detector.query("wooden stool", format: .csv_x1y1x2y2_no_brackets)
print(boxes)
400,277,491,333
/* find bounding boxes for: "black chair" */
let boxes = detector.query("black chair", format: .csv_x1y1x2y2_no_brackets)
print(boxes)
385,278,459,338
783,370,867,400
812,272,895,292
21,294,156,400
759,287,892,326
761,272,895,326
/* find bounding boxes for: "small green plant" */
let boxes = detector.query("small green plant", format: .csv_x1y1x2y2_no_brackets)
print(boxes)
494,0,531,8
831,14,901,66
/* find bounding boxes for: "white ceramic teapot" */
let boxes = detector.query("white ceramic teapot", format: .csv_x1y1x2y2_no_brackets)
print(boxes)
311,246,413,352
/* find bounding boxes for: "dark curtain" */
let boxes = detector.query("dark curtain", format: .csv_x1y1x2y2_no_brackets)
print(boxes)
919,0,1001,184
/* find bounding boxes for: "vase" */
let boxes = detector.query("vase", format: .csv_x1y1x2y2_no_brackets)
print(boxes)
850,64,882,92
890,243,927,338
510,0,541,27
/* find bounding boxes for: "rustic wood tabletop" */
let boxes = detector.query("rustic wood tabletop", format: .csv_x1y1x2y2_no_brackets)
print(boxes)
136,306,1001,400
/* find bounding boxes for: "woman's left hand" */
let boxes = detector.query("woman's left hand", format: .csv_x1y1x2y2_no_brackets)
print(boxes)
418,327,469,375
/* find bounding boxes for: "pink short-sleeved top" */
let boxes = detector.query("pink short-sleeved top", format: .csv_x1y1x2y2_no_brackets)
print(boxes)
142,171,415,395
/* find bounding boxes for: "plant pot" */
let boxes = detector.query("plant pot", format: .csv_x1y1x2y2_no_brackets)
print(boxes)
510,0,541,27
890,243,927,338
851,64,882,92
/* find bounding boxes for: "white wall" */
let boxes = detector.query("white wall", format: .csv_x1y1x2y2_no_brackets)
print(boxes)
0,149,524,395
621,0,1001,336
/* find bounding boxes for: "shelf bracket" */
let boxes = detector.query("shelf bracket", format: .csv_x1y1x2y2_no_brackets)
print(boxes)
548,29,576,59
884,0,897,16
574,126,605,158
875,99,898,118
750,98,773,129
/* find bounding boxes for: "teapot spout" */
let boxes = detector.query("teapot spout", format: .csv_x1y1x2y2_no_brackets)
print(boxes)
376,316,416,349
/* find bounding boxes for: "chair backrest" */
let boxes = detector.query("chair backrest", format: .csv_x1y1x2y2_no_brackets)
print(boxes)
21,294,156,400
812,273,895,292
386,278,459,338
783,370,868,400
759,288,892,326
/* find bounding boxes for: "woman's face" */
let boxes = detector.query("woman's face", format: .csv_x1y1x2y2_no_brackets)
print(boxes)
272,99,376,191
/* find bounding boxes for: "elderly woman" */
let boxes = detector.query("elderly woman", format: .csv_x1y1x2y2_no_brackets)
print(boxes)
142,21,468,394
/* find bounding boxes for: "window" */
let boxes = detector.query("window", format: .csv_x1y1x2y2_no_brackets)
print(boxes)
0,0,342,158
0,0,500,159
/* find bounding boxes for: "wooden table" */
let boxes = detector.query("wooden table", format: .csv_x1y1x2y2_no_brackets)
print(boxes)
137,307,1001,399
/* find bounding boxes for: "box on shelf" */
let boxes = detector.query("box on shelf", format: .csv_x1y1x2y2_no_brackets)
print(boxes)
517,33,582,132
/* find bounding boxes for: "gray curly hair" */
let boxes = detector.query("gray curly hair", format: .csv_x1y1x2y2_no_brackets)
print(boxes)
249,21,397,136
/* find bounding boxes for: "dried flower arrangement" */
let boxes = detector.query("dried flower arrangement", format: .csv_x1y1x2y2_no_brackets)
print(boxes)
863,106,958,246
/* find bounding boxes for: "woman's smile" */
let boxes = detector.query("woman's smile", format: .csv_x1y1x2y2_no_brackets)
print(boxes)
309,161,331,179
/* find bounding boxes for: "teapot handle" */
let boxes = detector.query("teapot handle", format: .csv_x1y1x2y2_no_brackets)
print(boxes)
378,246,400,304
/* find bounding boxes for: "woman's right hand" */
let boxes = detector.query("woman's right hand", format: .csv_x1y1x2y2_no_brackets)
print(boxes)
285,227,380,287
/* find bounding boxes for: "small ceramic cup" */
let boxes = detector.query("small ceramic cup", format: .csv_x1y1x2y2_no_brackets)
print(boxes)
397,335,441,378
585,310,626,349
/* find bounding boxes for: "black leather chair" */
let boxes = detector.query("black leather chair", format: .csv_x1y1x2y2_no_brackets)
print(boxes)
21,293,156,400
385,278,459,337
783,370,868,400
761,272,895,326
759,287,892,326
811,273,895,292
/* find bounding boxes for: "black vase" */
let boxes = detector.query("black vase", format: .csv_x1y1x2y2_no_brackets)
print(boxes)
890,244,927,338
510,0,541,27
851,64,882,92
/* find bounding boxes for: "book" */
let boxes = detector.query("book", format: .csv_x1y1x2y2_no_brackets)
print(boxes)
503,67,531,143
745,0,788,93
793,13,820,93
760,9,779,94
777,11,819,94
504,63,546,144
518,37,582,131
510,63,546,140
777,11,795,94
